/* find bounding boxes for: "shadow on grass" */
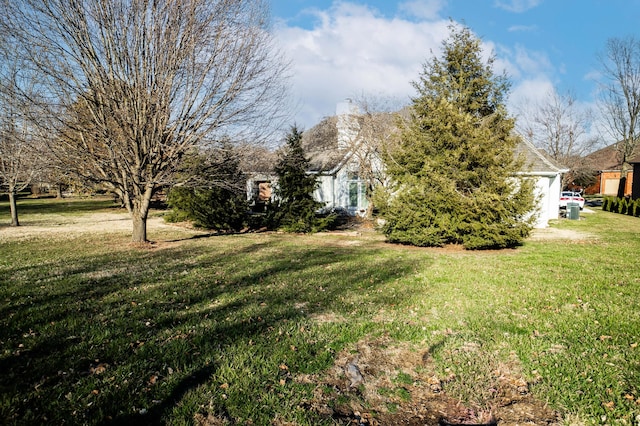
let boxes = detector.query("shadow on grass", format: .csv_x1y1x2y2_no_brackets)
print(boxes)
0,236,427,424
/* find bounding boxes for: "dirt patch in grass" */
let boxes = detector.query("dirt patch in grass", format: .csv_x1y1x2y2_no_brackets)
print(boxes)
0,211,195,242
300,336,561,425
528,227,595,241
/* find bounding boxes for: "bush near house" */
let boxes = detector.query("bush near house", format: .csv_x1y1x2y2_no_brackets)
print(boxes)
269,126,333,233
602,196,640,217
165,145,249,232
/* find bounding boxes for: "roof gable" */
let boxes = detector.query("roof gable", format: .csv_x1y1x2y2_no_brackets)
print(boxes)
302,107,566,177
301,116,350,172
514,137,568,174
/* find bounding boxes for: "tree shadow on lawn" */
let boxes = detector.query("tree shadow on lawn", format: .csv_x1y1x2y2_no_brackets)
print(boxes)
0,238,424,424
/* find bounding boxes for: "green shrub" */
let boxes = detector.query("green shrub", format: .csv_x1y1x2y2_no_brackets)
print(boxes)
165,144,249,232
167,186,248,231
618,197,629,214
601,196,640,217
603,196,618,213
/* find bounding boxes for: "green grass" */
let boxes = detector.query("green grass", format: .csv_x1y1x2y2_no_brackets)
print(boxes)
1,198,640,424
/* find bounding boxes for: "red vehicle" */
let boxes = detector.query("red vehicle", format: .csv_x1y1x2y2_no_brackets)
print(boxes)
559,191,585,210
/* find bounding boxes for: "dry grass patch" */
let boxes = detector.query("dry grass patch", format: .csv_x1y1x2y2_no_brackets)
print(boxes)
301,335,560,425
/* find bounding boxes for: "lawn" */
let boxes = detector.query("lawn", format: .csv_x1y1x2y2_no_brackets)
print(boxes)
1,197,639,425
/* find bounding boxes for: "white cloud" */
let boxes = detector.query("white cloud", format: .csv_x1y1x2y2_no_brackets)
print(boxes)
509,77,555,109
494,0,542,13
508,24,537,32
398,0,447,20
274,1,450,128
513,45,553,76
273,1,561,134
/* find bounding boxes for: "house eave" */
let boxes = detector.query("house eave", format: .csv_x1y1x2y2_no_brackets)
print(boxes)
516,169,568,177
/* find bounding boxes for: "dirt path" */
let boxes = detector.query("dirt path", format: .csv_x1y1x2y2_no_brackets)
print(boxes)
0,211,182,242
528,227,594,241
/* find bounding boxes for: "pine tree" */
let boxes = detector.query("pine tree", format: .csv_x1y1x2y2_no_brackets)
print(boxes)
376,23,535,249
271,125,323,232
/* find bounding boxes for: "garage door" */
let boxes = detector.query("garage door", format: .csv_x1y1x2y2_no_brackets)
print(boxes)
604,178,620,195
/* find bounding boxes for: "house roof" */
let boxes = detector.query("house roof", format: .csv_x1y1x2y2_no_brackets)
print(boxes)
303,108,567,177
514,137,569,175
302,110,399,174
301,116,350,173
583,142,640,170
583,143,622,170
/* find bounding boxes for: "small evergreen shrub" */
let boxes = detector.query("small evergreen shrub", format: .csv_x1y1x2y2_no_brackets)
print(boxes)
618,197,629,215
602,196,640,217
165,144,249,232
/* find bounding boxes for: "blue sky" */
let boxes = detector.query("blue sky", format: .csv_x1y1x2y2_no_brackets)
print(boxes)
270,0,640,142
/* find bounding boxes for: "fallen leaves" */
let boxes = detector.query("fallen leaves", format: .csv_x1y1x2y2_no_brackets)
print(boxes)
90,363,108,375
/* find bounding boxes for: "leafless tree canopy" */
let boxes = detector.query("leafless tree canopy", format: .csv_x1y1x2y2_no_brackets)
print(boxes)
597,36,640,186
0,43,46,226
516,90,598,188
2,0,290,241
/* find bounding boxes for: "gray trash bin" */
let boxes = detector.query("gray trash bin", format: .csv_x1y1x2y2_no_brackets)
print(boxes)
567,202,580,220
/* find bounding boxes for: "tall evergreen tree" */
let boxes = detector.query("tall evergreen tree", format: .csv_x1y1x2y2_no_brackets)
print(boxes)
376,23,535,249
271,125,323,232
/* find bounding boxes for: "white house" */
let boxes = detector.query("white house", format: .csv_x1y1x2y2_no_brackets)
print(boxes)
249,100,568,228
514,137,569,228
301,100,380,216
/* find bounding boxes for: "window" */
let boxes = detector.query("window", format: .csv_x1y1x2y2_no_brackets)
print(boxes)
347,176,368,210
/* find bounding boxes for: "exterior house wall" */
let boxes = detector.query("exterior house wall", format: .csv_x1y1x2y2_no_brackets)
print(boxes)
313,161,369,215
519,173,561,229
537,174,562,227
587,170,634,196
513,138,567,228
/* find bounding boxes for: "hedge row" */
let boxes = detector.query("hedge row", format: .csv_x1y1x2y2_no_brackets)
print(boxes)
602,196,640,217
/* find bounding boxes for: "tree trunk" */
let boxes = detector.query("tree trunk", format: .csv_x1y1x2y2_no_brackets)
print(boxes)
131,212,147,243
56,183,63,199
617,166,629,198
364,183,375,220
130,185,154,243
9,190,19,227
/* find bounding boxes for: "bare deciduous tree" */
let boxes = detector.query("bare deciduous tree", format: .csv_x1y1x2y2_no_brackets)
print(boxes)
516,90,598,188
0,46,44,226
2,0,290,242
337,95,407,218
597,36,640,196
